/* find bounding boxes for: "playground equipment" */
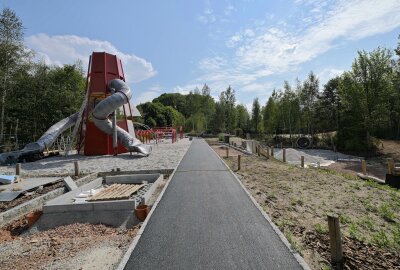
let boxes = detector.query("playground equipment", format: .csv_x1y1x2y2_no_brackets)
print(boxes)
0,52,151,164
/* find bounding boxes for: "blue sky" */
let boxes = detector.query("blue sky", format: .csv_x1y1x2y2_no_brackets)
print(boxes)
3,0,400,110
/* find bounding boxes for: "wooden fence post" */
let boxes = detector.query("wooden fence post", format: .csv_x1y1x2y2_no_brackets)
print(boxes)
238,155,241,171
327,215,344,269
15,163,21,176
283,149,286,163
301,156,304,168
361,160,367,175
271,146,274,157
387,158,395,175
226,147,229,158
74,161,80,176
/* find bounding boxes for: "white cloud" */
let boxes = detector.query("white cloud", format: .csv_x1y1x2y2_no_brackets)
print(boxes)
26,33,157,83
317,68,344,85
224,4,236,16
173,84,202,95
133,91,160,105
196,0,400,97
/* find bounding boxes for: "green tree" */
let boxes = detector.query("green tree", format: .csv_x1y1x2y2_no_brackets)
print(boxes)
337,48,395,150
251,98,261,133
219,85,236,133
300,71,319,135
0,8,30,143
315,77,340,132
263,91,277,134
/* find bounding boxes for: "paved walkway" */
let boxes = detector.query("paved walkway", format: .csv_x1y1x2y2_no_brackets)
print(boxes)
125,139,304,269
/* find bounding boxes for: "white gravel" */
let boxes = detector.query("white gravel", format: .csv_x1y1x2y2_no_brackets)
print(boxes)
0,139,191,176
273,148,360,166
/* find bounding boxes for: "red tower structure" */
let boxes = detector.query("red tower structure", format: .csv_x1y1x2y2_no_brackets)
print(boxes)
78,52,136,155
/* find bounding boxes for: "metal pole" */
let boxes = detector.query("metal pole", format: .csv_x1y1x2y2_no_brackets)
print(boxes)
112,111,118,155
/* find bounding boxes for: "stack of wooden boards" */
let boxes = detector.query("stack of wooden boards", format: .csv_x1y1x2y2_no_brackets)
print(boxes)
88,183,145,201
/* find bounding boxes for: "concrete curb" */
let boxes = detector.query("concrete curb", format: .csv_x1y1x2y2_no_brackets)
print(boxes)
116,141,192,270
208,141,311,270
0,173,97,228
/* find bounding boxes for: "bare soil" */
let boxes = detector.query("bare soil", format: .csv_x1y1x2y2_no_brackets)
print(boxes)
328,140,400,180
210,144,243,157
215,147,400,269
0,223,139,270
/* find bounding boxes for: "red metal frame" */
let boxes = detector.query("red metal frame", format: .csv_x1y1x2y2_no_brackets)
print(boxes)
77,52,135,156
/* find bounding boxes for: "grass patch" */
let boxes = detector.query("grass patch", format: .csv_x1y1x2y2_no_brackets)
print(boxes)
348,222,363,241
371,230,390,248
285,229,303,255
378,203,396,222
314,223,328,234
339,214,352,224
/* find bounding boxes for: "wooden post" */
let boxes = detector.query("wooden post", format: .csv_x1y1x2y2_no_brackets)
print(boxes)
361,160,367,175
226,147,229,158
283,149,286,163
257,145,260,157
327,215,344,269
238,155,241,171
15,163,21,175
271,146,274,157
387,158,395,175
301,156,304,168
74,161,80,176
266,147,270,157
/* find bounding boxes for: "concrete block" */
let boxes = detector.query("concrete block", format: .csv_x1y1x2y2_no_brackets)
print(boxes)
63,176,78,191
43,203,94,213
92,200,136,211
105,173,161,184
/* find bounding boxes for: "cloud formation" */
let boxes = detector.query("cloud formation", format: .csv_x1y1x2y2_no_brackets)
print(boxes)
197,0,400,95
26,33,157,83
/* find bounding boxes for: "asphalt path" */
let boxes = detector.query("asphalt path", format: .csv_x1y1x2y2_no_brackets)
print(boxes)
124,139,304,269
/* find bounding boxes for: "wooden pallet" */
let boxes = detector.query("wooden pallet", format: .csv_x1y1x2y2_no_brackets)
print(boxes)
88,184,145,201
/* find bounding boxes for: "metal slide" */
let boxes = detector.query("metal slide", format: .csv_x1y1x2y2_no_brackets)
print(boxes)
91,79,151,156
0,79,151,164
0,113,79,164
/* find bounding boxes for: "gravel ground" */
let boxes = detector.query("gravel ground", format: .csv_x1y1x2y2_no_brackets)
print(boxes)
273,148,360,166
0,139,191,176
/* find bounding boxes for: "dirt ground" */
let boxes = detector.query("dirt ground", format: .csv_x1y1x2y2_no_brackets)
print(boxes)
214,147,400,269
210,144,243,157
328,140,400,180
0,222,139,270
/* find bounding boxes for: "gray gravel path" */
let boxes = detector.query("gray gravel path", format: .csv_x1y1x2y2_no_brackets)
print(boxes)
124,139,303,270
0,139,191,176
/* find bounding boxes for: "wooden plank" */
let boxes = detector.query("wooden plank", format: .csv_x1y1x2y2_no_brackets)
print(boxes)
88,184,145,201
